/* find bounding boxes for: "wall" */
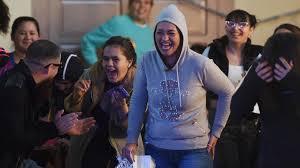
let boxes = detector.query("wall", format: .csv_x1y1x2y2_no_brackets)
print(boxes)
0,0,32,51
234,0,300,45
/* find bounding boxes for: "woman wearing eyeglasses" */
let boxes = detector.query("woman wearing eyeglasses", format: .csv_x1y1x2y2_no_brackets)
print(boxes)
202,9,263,168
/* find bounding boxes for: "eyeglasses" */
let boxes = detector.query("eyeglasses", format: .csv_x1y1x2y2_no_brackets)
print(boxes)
28,60,62,69
43,63,62,69
225,21,249,29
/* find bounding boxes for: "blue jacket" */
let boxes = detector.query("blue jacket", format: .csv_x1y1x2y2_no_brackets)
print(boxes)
81,15,153,65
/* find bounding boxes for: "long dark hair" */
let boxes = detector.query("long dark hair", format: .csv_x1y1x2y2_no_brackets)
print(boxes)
261,33,300,74
274,23,300,34
0,0,10,34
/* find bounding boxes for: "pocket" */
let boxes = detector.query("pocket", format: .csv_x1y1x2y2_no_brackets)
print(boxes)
148,119,208,140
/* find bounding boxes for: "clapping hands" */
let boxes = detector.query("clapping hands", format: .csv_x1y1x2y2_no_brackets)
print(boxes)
54,110,96,136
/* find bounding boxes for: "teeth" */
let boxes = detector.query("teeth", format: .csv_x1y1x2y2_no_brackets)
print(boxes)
162,45,170,50
160,42,171,50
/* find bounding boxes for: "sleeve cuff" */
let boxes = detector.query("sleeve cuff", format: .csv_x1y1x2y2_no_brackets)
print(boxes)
211,124,224,138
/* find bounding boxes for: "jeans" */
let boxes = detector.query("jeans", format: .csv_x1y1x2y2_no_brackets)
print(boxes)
145,143,213,168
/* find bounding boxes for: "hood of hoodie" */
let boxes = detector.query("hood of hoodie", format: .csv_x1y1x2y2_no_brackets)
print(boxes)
154,4,189,70
153,4,189,107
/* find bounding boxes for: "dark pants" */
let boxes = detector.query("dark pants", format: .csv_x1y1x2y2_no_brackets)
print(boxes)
214,114,260,168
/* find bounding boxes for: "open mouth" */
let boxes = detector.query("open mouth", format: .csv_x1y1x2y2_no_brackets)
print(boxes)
106,69,118,81
160,42,172,51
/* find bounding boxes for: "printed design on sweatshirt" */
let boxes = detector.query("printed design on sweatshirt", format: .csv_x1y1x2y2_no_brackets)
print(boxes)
158,79,182,121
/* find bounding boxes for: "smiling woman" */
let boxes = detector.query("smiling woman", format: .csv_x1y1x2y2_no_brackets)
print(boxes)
123,5,235,168
0,16,40,76
11,16,40,64
155,21,181,68
202,9,263,168
64,36,143,168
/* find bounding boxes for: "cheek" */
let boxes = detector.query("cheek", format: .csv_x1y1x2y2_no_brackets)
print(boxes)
32,35,40,40
174,37,181,48
117,64,129,78
15,36,24,43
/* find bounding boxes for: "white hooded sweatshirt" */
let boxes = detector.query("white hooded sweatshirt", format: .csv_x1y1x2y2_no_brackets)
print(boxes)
127,4,235,150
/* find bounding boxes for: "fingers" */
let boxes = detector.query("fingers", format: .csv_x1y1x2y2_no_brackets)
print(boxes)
65,116,96,136
80,117,96,132
54,109,64,122
122,148,131,163
75,80,91,93
207,143,215,160
279,57,293,69
123,148,134,163
207,135,218,160
121,144,137,163
56,120,75,135
55,112,79,135
255,61,273,82
61,113,79,123
274,57,293,81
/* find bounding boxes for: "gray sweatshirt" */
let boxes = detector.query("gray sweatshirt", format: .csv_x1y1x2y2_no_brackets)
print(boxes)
127,4,235,150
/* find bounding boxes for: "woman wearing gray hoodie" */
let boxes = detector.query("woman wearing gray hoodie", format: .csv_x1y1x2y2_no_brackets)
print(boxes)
123,4,235,168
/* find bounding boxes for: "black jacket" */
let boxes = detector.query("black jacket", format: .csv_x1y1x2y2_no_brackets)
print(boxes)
230,63,300,168
206,36,263,107
0,61,58,167
207,36,263,76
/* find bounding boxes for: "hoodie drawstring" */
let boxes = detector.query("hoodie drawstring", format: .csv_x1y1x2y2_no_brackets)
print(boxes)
163,71,171,106
176,64,182,107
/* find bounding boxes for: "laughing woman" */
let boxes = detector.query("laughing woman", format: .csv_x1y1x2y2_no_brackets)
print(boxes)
65,36,144,168
123,5,234,168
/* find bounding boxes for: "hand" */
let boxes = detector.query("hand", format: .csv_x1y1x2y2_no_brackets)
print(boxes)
122,143,137,163
207,135,218,160
110,90,129,122
255,61,273,82
0,48,9,57
66,116,96,136
74,79,91,97
111,95,129,115
274,57,293,81
54,110,80,135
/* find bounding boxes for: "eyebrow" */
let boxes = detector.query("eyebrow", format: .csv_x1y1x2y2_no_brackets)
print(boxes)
103,55,119,59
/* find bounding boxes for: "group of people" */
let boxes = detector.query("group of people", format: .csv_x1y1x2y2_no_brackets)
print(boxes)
1,0,300,168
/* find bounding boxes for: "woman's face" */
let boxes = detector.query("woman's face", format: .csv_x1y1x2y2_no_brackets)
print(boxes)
12,21,40,53
155,21,181,58
102,45,133,83
129,0,152,24
225,19,253,44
